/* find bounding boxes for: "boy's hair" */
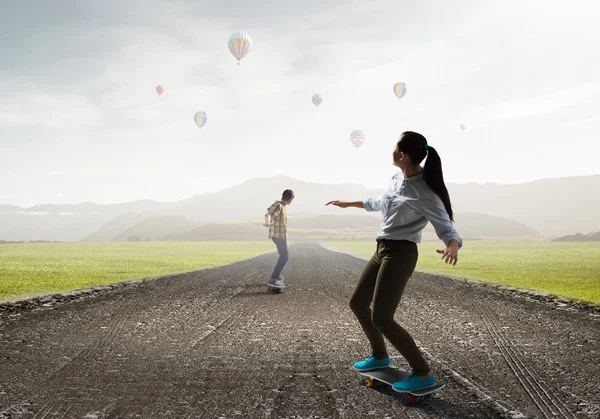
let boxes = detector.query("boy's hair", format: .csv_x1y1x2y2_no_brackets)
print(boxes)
282,189,294,201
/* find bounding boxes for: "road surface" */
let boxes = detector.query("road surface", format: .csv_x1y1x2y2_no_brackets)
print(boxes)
1,243,599,418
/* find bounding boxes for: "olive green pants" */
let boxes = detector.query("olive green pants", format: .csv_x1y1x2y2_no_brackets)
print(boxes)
349,239,430,376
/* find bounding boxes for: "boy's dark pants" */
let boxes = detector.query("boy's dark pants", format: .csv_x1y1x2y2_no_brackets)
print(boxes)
270,238,289,279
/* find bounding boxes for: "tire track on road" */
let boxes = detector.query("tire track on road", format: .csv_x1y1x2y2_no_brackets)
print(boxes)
470,296,578,419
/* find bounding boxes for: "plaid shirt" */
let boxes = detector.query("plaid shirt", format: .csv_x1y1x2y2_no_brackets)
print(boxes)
266,200,288,240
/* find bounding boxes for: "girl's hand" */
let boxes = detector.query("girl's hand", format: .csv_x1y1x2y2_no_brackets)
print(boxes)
436,242,459,266
326,200,350,208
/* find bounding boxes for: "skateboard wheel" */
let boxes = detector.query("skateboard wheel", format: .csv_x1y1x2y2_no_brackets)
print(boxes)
405,394,416,404
364,378,374,388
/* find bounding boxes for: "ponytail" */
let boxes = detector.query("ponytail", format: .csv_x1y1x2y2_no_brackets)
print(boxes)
397,131,454,222
423,146,454,221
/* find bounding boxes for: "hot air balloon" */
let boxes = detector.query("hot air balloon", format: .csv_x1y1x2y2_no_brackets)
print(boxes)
228,32,252,65
460,124,466,131
393,82,407,100
194,111,207,129
312,94,322,107
156,85,164,95
350,130,365,149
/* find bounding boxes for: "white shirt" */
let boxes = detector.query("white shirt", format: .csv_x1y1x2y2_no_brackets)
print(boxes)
363,172,463,248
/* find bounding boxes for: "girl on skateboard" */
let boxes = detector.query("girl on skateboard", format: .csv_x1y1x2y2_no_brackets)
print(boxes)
326,131,462,393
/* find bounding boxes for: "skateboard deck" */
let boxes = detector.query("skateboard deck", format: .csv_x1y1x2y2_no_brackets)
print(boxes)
267,285,283,294
358,367,445,404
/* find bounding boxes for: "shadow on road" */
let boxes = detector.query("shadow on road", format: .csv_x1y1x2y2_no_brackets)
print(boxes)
237,290,274,297
366,384,506,418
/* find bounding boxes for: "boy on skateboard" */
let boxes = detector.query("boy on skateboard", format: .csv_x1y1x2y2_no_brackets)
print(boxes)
264,189,295,292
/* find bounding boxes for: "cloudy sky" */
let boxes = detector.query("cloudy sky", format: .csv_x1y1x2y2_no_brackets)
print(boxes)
1,0,599,207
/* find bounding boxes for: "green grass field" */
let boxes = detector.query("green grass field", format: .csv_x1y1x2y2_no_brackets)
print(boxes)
0,242,274,301
326,240,600,306
2,240,599,306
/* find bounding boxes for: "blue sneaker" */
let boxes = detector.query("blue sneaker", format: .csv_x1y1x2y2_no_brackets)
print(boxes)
352,355,391,371
392,373,436,393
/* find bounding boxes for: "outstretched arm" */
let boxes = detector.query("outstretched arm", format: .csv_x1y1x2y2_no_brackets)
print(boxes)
328,182,387,211
325,200,365,209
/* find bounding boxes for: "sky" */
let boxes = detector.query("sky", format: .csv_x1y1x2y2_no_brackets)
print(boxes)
1,0,599,207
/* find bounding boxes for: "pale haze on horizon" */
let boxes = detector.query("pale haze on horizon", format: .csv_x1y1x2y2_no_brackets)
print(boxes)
1,0,599,208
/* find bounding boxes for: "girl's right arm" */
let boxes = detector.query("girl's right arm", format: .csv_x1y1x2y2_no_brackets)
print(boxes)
327,182,388,210
325,200,365,209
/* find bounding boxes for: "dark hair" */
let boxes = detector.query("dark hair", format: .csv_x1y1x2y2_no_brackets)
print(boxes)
397,131,454,221
282,189,294,201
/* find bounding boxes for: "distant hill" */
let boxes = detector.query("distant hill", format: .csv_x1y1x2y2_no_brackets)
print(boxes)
430,212,539,237
81,213,148,242
112,216,198,242
169,212,538,241
146,176,382,222
286,213,380,229
176,222,267,241
446,175,600,236
0,200,173,242
553,231,600,242
2,174,598,241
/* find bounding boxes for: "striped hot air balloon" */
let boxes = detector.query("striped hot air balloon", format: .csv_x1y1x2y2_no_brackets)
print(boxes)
350,130,365,149
312,94,322,107
228,32,252,65
194,111,207,129
393,82,407,100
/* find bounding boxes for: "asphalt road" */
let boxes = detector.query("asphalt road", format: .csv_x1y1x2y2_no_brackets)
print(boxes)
1,243,599,419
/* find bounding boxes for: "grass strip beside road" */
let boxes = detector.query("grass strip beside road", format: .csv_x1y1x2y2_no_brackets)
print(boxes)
0,241,273,301
325,240,600,306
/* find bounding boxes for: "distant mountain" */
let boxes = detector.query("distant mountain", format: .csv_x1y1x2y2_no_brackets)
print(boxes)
80,213,149,242
432,212,539,237
177,222,267,241
553,231,600,242
2,174,598,241
147,175,381,222
0,200,175,242
74,177,378,242
446,175,600,236
168,212,537,242
0,209,114,242
103,174,600,237
112,216,198,242
1,199,172,215
286,213,380,230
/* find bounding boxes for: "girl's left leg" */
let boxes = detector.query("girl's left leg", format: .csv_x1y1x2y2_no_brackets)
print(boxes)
371,242,431,377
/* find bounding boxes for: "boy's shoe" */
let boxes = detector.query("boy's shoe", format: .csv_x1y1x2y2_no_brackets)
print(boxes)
274,275,285,288
392,373,437,393
352,355,391,371
268,275,285,288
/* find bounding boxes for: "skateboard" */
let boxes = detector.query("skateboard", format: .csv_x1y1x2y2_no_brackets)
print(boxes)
267,284,284,294
358,367,445,404
267,276,285,294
